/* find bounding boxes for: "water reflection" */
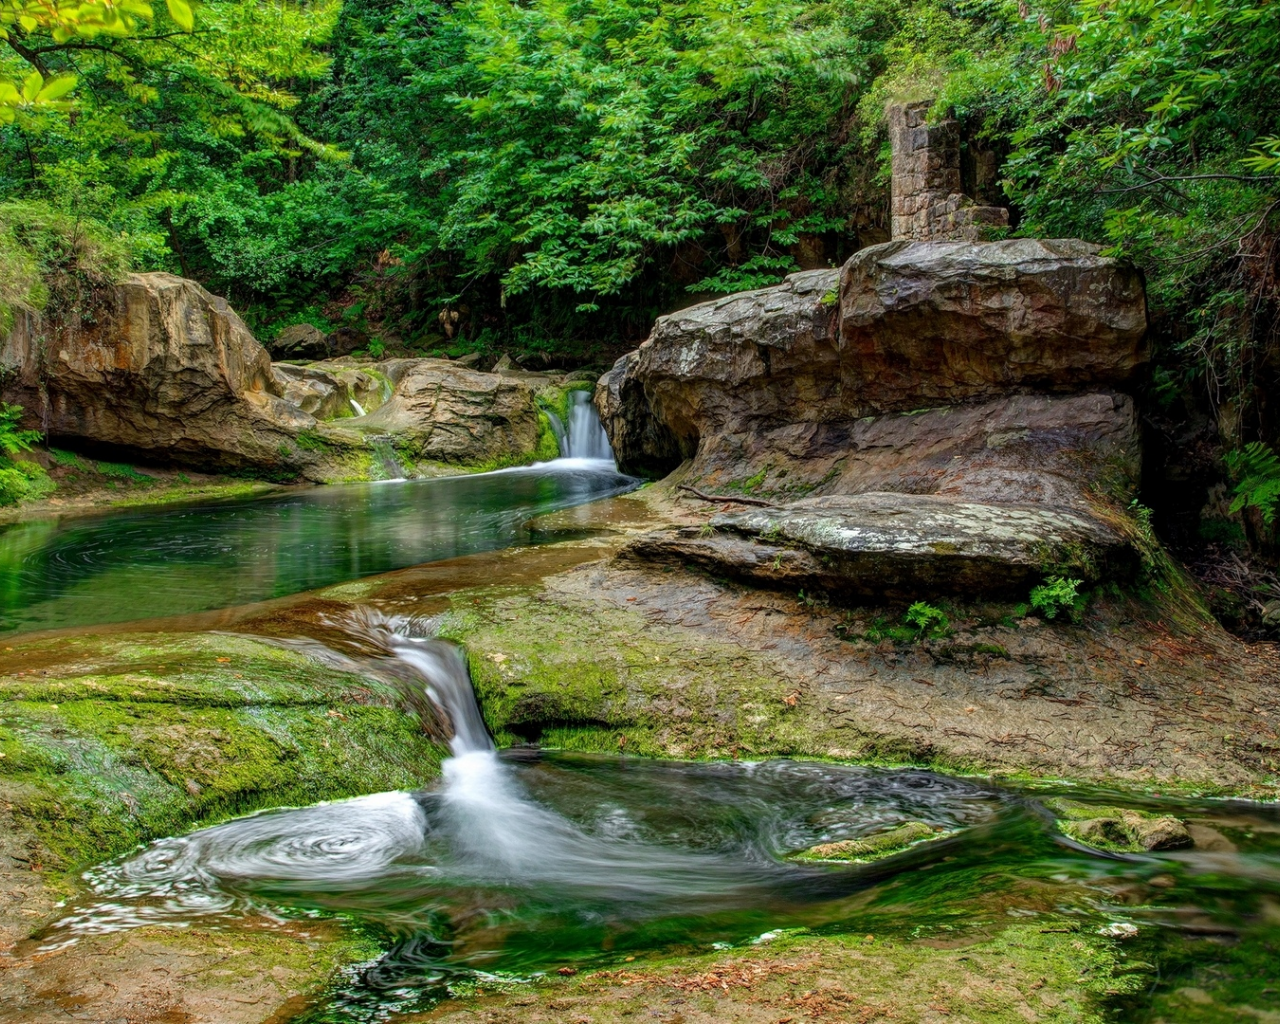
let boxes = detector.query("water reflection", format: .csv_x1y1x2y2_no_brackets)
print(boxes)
0,460,634,636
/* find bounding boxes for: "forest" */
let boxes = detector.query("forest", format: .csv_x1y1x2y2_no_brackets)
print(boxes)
2,0,1280,603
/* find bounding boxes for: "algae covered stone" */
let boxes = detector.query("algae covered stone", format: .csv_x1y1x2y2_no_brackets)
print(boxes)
1046,798,1193,853
789,820,948,863
0,631,444,869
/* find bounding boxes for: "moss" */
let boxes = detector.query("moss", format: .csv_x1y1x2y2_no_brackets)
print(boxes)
437,587,928,764
534,411,561,462
789,820,947,862
1045,798,1192,854
0,633,443,871
296,429,331,453
414,922,1143,1024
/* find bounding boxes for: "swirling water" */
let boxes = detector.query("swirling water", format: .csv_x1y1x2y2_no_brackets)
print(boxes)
43,612,1280,1021
8,406,1279,1021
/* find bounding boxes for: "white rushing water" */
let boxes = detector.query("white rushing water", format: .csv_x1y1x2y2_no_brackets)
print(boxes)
47,611,998,952
563,389,613,461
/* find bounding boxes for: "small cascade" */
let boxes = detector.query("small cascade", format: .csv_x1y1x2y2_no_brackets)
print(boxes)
368,436,407,481
350,398,368,417
563,389,612,461
544,409,568,457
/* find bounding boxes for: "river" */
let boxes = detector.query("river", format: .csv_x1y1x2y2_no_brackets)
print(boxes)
3,407,1278,1024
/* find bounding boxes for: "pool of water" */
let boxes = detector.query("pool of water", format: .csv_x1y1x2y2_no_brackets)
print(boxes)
41,618,1280,1023
0,459,634,636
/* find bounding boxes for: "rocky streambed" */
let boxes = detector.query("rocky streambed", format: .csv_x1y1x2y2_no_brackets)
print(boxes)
0,237,1277,1024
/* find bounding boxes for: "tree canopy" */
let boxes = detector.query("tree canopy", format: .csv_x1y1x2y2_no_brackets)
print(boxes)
0,0,1276,444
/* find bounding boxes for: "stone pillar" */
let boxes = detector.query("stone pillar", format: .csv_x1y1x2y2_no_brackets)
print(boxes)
888,101,1008,242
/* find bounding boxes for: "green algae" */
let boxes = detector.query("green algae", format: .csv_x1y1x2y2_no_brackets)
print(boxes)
0,633,444,871
437,590,839,762
788,820,948,862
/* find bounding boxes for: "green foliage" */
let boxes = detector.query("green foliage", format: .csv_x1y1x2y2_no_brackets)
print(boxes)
941,0,1280,450
1030,576,1084,621
903,601,950,640
95,461,154,484
0,458,52,505
0,402,38,455
0,202,132,332
1226,442,1280,529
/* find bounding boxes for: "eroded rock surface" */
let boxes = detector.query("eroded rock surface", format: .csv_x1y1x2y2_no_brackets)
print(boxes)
0,272,313,469
338,360,545,467
598,237,1150,600
838,239,1147,410
0,273,566,481
627,492,1135,598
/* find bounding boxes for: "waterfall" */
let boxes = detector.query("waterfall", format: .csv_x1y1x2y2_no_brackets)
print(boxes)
350,398,367,417
369,436,407,481
544,409,567,457
54,612,770,942
562,389,612,461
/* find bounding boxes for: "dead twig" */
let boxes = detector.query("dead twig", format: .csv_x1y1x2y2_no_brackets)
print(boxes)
678,484,780,508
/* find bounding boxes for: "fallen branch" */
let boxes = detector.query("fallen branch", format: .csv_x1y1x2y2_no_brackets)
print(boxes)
677,484,779,508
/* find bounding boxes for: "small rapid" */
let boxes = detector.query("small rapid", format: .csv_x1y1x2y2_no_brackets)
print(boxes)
48,611,1004,951
37,610,1280,1020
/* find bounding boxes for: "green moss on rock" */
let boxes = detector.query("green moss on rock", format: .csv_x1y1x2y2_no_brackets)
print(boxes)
0,633,444,870
1046,797,1193,853
789,820,948,862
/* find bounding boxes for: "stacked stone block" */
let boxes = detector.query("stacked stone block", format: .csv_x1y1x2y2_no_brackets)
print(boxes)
888,101,1009,242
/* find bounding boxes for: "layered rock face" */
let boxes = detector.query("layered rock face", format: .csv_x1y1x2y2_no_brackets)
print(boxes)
0,273,312,469
601,239,1150,598
0,274,558,480
839,239,1147,409
335,360,543,466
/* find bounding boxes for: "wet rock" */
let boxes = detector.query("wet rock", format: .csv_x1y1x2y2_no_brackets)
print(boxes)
1047,799,1193,853
329,325,368,356
0,272,313,470
627,492,1134,598
596,351,684,478
790,821,945,862
270,323,331,360
690,391,1141,512
1126,813,1194,852
271,363,387,421
838,239,1148,411
338,359,543,466
600,269,839,471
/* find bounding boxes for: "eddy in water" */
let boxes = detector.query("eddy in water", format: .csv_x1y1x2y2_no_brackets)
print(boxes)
43,612,1280,1019
50,614,1002,954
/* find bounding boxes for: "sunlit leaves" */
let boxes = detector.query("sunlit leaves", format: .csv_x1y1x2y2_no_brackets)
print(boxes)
0,0,193,119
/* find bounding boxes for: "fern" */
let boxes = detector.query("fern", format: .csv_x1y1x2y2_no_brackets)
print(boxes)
0,403,40,456
1226,442,1280,527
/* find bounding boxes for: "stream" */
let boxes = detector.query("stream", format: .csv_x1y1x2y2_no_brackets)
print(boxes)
5,406,1280,1022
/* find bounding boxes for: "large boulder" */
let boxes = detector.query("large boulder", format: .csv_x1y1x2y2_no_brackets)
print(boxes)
270,323,331,361
598,238,1151,601
0,273,313,469
621,269,841,459
838,239,1148,410
600,242,1147,479
336,360,544,466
